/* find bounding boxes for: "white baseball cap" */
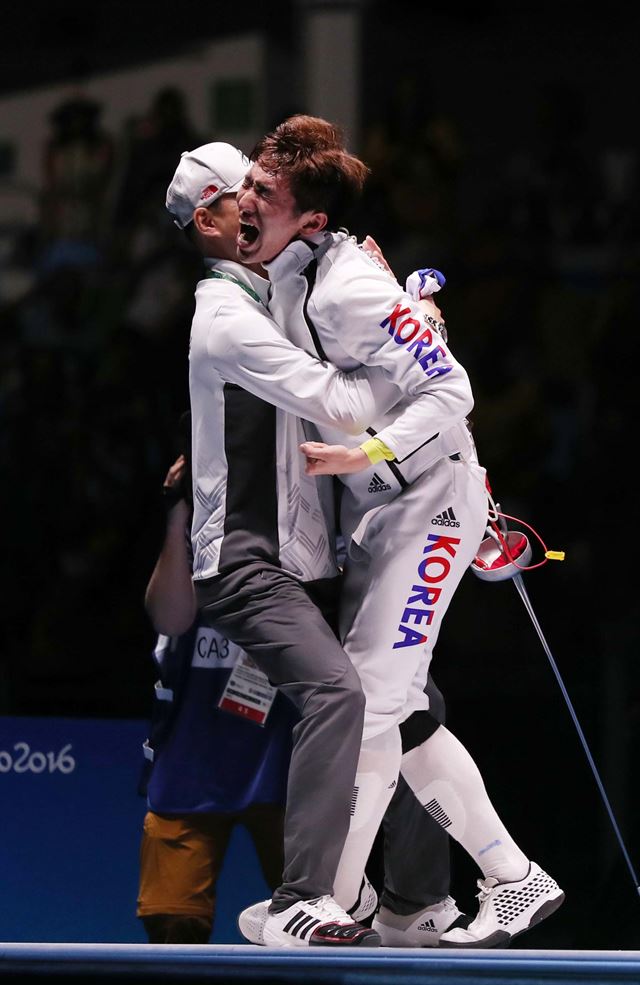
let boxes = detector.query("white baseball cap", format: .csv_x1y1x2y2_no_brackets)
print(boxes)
166,142,250,229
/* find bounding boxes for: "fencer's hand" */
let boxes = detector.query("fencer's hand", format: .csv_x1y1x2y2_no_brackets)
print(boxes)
300,442,370,476
361,234,395,277
417,296,444,323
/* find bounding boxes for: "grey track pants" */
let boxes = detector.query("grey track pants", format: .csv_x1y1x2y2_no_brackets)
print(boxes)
196,565,365,913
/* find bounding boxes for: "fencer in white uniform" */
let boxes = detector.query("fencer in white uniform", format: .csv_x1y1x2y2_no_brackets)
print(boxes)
236,116,564,948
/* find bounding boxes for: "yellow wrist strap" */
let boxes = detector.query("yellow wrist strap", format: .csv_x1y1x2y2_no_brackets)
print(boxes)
360,437,396,465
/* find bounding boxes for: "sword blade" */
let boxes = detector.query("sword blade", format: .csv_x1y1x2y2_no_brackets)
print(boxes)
512,573,640,898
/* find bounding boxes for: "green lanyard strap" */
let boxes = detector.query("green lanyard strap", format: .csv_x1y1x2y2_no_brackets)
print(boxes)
206,270,264,306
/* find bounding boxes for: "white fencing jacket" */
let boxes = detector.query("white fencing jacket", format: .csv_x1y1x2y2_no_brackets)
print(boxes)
265,231,476,538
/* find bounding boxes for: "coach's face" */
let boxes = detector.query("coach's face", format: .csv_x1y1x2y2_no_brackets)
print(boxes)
192,193,243,261
236,163,326,264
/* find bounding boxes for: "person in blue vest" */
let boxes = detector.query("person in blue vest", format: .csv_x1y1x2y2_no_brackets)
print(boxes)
136,419,298,943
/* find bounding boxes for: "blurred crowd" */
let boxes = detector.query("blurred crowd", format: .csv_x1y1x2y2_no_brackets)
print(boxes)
1,87,204,716
0,79,638,741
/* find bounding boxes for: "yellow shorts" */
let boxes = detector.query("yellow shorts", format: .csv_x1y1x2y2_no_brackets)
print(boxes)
137,805,284,919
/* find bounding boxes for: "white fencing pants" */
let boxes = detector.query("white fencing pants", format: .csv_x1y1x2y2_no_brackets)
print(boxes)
340,453,488,741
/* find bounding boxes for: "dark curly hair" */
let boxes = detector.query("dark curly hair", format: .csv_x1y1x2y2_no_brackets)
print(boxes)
251,115,370,228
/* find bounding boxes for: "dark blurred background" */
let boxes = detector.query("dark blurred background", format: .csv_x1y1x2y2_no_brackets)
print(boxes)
0,0,638,951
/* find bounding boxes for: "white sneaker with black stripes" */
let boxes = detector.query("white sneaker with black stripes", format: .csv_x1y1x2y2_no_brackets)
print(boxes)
239,876,378,945
439,861,564,947
238,894,381,948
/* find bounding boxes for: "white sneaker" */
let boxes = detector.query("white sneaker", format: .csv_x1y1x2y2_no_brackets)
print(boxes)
372,896,465,947
237,880,379,946
348,875,378,923
237,898,270,945
238,894,381,948
440,861,564,948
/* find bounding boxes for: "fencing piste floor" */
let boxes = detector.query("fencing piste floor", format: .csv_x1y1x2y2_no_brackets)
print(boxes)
1,943,640,984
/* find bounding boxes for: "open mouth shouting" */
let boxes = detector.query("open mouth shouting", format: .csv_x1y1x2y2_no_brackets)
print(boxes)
236,163,307,263
238,220,259,252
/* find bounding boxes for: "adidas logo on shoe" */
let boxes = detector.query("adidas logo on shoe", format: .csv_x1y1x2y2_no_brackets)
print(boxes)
368,472,392,493
371,896,464,947
417,918,438,933
431,507,460,528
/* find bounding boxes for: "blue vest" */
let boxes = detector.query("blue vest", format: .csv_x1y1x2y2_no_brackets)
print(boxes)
140,622,297,813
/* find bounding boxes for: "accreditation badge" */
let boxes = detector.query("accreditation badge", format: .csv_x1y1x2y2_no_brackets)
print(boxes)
218,652,277,726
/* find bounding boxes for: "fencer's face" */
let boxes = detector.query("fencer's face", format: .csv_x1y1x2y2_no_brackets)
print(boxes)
236,163,324,263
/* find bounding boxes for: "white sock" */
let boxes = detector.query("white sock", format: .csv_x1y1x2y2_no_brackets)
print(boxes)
400,725,529,884
333,726,402,911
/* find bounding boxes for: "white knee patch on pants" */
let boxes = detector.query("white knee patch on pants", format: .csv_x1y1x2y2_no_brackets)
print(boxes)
349,772,386,833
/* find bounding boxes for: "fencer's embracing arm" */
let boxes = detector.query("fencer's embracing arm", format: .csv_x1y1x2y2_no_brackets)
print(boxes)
198,287,395,434
309,243,474,462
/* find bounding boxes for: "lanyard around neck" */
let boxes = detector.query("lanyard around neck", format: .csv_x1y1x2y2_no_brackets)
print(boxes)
206,270,264,306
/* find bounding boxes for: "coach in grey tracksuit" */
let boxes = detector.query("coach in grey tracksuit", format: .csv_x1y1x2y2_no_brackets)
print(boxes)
187,253,387,913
